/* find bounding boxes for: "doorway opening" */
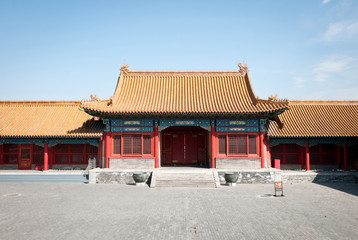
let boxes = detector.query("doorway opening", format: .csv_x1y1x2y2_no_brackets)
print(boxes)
162,126,208,167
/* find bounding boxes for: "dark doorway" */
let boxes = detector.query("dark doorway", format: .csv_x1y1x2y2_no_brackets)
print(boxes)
162,126,207,166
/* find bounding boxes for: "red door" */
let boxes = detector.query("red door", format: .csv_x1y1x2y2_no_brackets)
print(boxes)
18,144,32,170
172,134,185,164
163,132,206,165
185,134,198,164
163,134,173,165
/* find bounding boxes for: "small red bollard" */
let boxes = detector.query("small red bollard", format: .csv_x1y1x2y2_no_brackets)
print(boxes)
274,159,280,170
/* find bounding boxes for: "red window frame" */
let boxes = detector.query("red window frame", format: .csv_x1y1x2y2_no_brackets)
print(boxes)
2,144,19,164
271,143,301,164
33,144,44,165
111,133,154,157
309,144,337,165
217,133,259,157
54,144,98,165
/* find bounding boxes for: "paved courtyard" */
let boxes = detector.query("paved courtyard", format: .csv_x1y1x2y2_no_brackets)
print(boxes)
0,182,357,240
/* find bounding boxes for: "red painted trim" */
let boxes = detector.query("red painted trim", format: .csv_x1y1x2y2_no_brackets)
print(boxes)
154,126,159,168
105,133,111,168
44,143,49,171
305,143,310,171
343,143,348,171
210,126,216,168
260,133,265,168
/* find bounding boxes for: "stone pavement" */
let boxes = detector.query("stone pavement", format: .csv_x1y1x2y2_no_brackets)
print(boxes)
0,182,357,240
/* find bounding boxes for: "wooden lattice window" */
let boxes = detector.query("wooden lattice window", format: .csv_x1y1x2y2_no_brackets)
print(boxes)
113,135,121,155
3,144,18,164
309,144,337,164
33,144,44,165
271,143,300,164
54,144,98,164
143,135,152,154
218,134,257,156
218,135,227,155
113,134,153,156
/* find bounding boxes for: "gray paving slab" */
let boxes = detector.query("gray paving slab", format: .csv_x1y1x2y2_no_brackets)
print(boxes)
0,182,357,240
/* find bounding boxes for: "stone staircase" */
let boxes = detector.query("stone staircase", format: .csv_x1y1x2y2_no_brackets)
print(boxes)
151,168,220,188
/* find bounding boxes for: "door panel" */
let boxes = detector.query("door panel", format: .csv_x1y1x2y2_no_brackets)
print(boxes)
172,134,184,164
185,134,198,164
18,145,32,169
162,134,173,165
161,130,208,166
197,134,207,165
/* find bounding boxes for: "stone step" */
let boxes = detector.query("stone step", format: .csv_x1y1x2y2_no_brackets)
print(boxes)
153,170,218,188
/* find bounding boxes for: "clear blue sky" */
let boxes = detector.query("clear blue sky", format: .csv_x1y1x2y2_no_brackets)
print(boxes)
1,0,357,101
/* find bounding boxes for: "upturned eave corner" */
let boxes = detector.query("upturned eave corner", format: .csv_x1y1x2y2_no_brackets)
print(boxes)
238,62,258,106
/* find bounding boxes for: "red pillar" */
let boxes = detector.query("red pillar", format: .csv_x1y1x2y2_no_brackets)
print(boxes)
259,133,265,168
43,143,49,171
305,143,310,171
105,132,111,168
343,143,348,171
210,126,216,168
154,126,159,168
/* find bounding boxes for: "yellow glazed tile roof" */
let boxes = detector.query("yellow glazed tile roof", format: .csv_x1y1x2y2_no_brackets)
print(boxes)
81,64,288,116
0,101,104,138
268,100,358,137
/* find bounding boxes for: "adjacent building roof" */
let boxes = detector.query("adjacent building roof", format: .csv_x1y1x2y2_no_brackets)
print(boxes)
268,100,358,138
81,64,288,117
0,101,104,138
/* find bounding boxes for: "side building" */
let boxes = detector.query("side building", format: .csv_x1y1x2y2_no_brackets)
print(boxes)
0,64,357,171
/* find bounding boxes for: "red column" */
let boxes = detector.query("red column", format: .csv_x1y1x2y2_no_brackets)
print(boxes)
305,143,310,171
105,132,111,168
210,126,216,168
154,126,159,168
259,133,265,168
43,143,49,171
343,143,348,171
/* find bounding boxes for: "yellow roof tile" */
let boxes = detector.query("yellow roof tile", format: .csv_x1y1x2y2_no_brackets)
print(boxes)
268,100,358,137
0,101,104,138
81,66,288,116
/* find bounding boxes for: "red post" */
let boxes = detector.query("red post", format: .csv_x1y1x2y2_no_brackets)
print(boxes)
43,143,49,171
274,159,280,169
105,132,111,168
154,126,159,168
260,133,265,168
210,126,216,168
343,143,348,171
305,143,310,171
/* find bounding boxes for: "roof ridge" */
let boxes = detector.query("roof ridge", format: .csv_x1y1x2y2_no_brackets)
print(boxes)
289,100,358,105
0,101,81,105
